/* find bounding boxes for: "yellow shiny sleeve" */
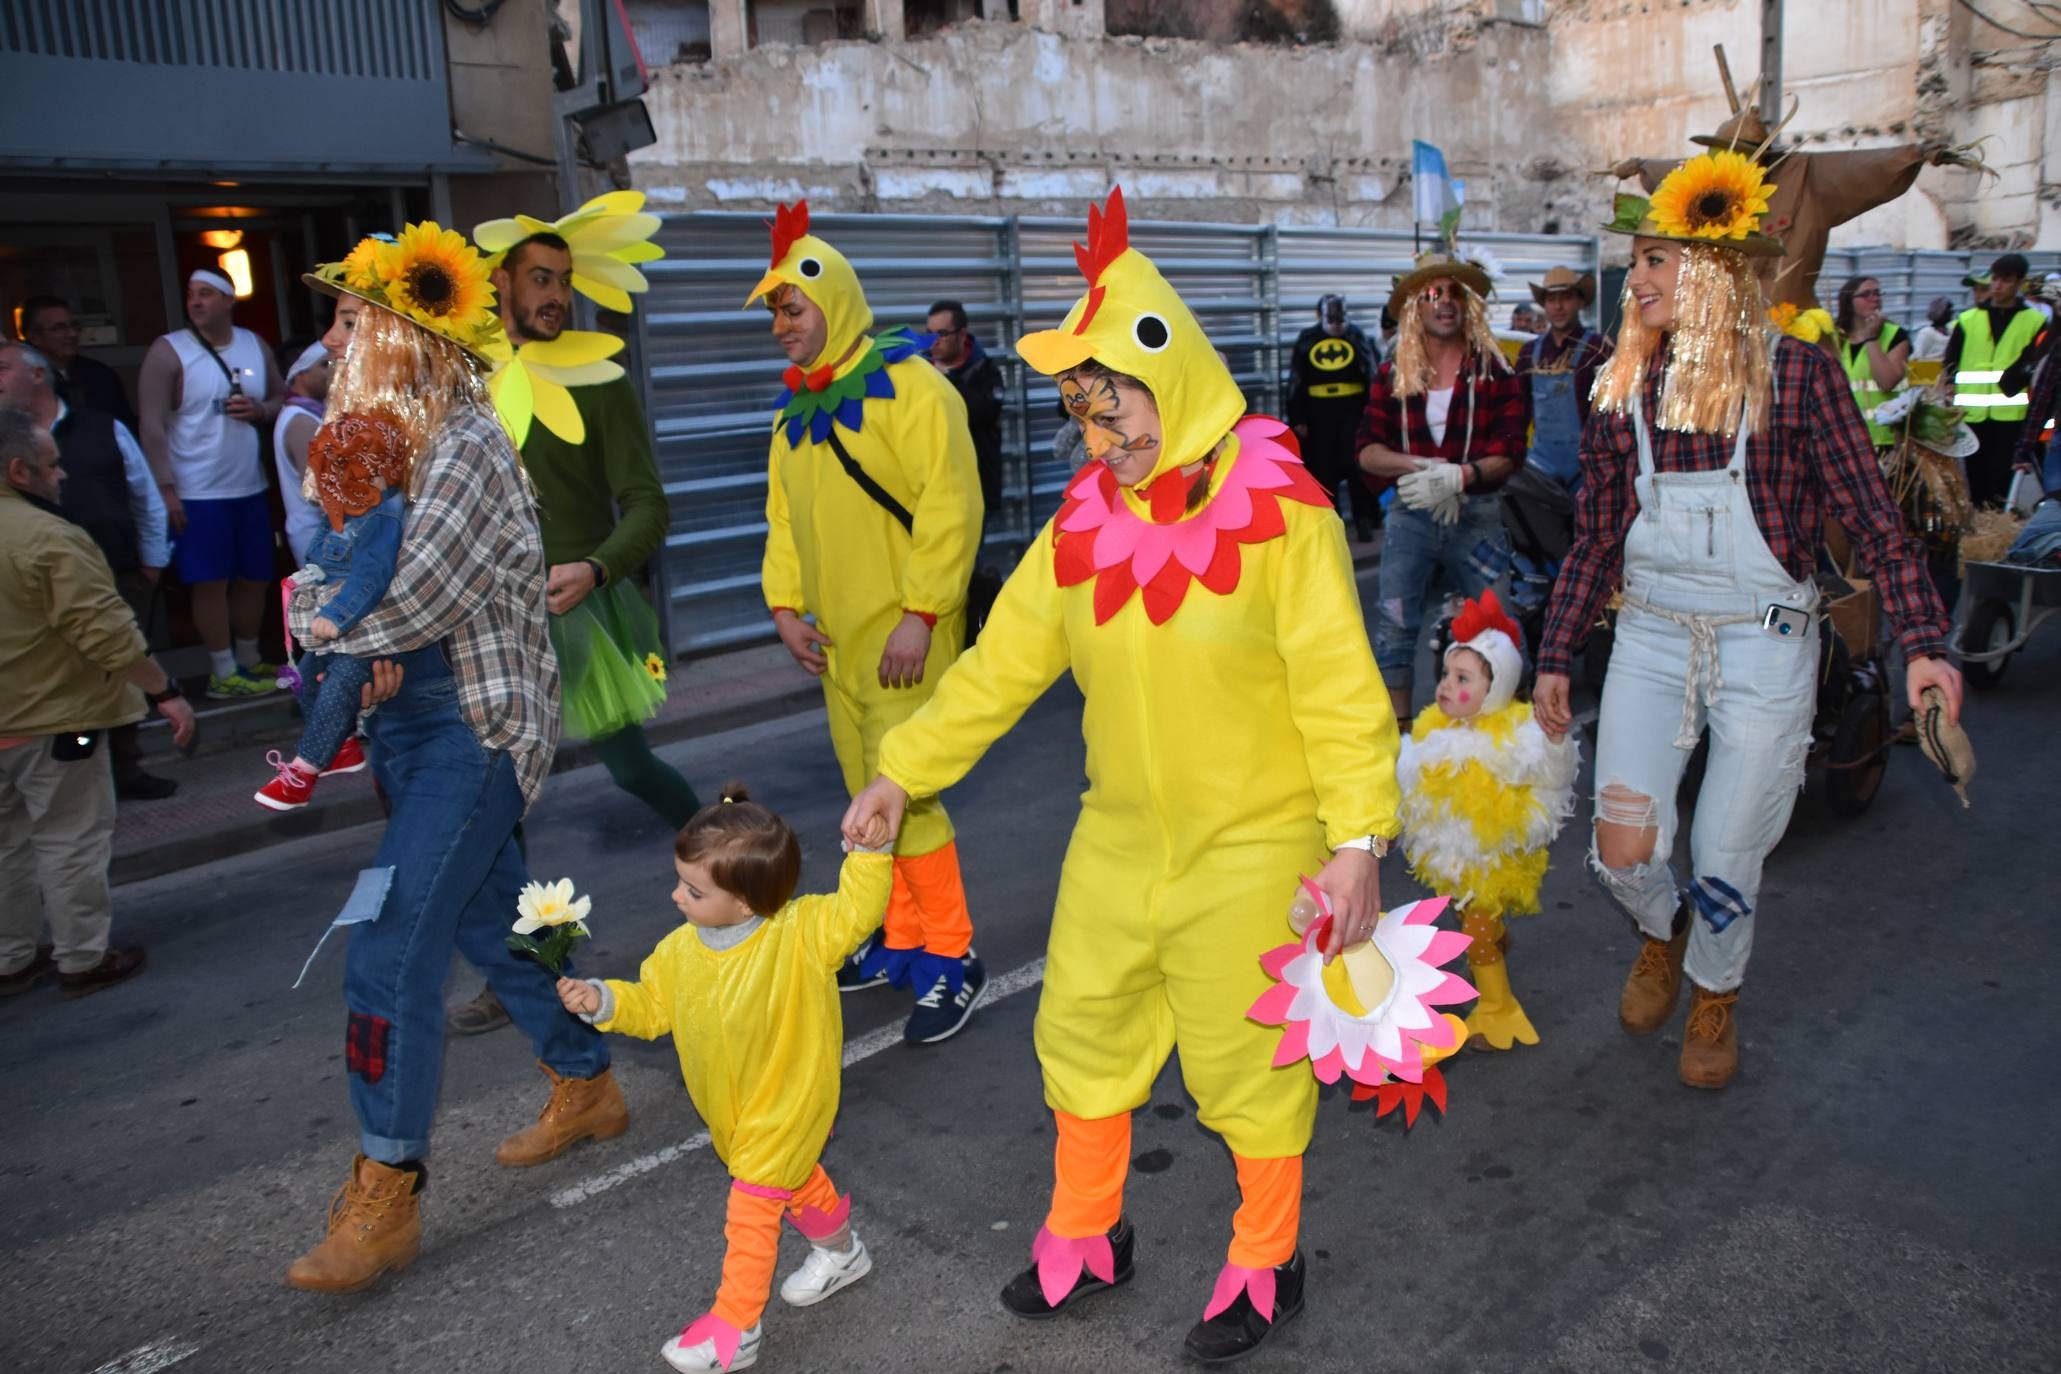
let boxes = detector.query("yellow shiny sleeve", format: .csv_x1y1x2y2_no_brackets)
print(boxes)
1274,507,1403,846
761,437,806,614
597,942,677,1040
889,362,983,618
797,850,895,968
878,523,1072,799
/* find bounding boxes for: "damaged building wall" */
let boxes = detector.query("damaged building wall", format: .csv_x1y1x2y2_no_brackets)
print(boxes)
627,0,2057,248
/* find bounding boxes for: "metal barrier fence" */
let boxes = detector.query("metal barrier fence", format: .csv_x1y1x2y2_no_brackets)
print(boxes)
640,210,1601,655
1819,247,2061,332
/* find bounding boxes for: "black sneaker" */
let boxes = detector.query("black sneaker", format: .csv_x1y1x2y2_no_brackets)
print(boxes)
1183,1251,1306,1364
904,951,986,1044
1000,1218,1135,1319
115,770,179,801
837,932,889,993
0,944,54,997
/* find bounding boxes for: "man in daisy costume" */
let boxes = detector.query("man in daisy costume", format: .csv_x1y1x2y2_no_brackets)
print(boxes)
748,202,989,1046
440,193,702,1039
843,188,1401,1363
1534,151,1960,1090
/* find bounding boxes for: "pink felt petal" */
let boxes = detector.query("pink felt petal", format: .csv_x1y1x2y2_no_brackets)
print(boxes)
1208,480,1254,530
1422,930,1474,967
677,1314,744,1371
1406,897,1452,925
1413,1014,1460,1050
1031,1227,1114,1308
1130,532,1174,585
1427,970,1478,1006
1170,519,1221,576
1247,982,1299,1025
789,1191,852,1241
1258,942,1301,979
731,1180,792,1200
1090,510,1143,568
1202,1264,1279,1324
1271,1017,1312,1068
1311,1048,1345,1085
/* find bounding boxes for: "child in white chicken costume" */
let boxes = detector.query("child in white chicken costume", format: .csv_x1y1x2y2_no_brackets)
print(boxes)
1396,591,1578,1049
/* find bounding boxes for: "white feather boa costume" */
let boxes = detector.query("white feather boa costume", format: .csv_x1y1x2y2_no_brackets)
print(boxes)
1395,700,1579,917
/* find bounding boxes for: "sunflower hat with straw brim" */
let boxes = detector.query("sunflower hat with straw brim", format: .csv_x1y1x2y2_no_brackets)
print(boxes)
1601,150,1785,258
467,191,668,447
306,221,507,362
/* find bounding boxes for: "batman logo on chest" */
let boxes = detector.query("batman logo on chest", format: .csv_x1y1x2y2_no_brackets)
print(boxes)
1309,339,1356,371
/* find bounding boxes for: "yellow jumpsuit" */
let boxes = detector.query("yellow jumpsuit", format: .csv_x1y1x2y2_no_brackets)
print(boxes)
749,213,984,962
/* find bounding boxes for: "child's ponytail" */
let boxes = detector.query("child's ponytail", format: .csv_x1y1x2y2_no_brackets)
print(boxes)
675,780,803,916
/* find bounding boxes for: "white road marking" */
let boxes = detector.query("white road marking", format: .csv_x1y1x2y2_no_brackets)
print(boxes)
86,1338,201,1374
550,957,1047,1210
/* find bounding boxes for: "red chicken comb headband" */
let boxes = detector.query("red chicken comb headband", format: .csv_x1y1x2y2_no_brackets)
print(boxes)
1445,589,1525,714
767,200,809,270
1070,186,1131,335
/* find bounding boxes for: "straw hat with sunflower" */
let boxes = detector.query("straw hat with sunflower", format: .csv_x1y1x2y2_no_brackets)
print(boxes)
1602,150,1784,258
305,221,507,362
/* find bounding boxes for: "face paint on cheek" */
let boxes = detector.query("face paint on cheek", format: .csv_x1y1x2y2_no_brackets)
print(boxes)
1457,691,1470,703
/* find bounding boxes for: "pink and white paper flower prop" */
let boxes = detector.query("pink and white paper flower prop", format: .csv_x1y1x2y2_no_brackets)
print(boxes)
1249,883,1474,1116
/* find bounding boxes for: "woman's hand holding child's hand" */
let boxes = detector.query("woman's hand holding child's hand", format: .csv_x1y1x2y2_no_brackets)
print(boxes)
556,977,601,1016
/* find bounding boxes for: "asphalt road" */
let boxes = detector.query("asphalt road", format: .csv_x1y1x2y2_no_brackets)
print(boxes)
4,631,2057,1374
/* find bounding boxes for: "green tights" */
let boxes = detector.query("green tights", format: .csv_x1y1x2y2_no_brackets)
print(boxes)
589,724,703,829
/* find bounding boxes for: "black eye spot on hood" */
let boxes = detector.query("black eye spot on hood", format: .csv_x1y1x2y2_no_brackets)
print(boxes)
798,257,823,279
1133,313,1171,352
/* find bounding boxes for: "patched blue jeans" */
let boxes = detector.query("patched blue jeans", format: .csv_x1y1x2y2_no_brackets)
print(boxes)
1372,496,1511,693
340,645,606,1164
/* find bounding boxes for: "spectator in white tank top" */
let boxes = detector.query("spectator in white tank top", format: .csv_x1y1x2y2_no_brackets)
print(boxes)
273,340,331,565
136,270,286,699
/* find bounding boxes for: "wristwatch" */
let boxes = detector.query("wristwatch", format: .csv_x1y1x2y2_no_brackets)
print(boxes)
1334,835,1390,859
583,557,609,588
146,679,184,706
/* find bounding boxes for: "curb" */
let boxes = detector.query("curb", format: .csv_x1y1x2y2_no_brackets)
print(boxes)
111,679,824,887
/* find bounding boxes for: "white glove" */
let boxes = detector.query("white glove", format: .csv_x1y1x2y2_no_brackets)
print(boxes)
1396,459,1465,525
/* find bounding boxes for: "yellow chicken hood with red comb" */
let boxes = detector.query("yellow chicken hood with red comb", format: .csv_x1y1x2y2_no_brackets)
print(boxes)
1018,188,1246,487
744,200,874,369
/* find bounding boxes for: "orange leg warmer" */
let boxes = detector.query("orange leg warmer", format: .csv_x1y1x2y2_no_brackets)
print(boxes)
1226,1154,1303,1270
709,1184,787,1331
1045,1109,1131,1239
887,840,973,958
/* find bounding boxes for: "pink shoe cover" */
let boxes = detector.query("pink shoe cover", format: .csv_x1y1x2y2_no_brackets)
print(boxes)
789,1191,852,1242
1202,1262,1279,1324
1029,1225,1116,1309
675,1313,745,1371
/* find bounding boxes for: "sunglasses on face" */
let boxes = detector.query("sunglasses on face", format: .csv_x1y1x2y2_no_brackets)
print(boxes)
1854,289,1881,299
1418,284,1458,305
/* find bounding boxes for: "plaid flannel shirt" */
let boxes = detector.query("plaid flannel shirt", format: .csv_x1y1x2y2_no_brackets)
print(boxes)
1353,350,1530,493
291,405,561,808
1539,336,1952,676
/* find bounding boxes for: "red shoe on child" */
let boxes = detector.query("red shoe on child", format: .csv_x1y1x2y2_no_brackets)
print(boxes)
255,752,320,811
323,736,368,776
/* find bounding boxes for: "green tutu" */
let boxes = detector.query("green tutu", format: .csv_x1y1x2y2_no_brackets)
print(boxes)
550,579,670,741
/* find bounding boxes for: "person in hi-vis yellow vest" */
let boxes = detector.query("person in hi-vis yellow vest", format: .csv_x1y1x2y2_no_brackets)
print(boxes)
748,201,988,1046
1944,252,2044,507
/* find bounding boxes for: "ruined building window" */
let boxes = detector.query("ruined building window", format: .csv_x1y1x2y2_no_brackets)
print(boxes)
908,0,982,37
626,0,713,64
749,0,864,45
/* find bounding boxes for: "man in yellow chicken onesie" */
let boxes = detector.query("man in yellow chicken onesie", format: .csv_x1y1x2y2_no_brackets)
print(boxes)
842,188,1402,1363
749,202,988,1045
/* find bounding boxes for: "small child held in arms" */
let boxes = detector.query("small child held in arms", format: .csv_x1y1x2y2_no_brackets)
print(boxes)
254,410,408,811
556,784,892,1373
1396,591,1578,1052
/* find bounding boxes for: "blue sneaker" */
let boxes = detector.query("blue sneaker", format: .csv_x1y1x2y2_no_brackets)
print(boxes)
904,950,987,1045
837,932,889,993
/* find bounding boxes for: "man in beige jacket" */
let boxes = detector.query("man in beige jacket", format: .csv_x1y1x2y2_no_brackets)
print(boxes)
0,410,194,998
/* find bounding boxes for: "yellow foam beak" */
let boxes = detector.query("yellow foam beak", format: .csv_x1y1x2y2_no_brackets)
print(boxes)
744,268,785,309
1017,327,1099,377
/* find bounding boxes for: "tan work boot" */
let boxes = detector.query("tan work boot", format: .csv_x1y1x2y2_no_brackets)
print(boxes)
284,1154,422,1292
1680,985,1741,1090
495,1061,629,1167
1618,910,1689,1035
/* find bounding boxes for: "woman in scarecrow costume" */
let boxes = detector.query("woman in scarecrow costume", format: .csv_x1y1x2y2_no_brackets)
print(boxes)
1534,151,1962,1090
746,203,990,1045
844,188,1400,1362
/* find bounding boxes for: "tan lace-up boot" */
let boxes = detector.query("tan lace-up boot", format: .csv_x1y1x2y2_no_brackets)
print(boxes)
495,1061,629,1167
1618,909,1689,1035
1680,985,1741,1090
284,1154,422,1292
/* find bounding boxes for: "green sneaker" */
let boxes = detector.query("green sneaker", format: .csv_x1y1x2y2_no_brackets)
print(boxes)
241,660,287,686
207,670,277,700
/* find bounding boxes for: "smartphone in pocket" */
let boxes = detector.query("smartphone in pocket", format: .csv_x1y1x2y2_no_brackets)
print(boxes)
1760,604,1811,642
51,729,101,761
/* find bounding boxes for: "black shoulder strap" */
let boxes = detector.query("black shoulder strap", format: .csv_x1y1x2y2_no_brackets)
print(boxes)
186,326,239,388
823,428,913,533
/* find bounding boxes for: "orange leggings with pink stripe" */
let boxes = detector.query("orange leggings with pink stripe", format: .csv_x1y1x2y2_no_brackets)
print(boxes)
711,1164,849,1330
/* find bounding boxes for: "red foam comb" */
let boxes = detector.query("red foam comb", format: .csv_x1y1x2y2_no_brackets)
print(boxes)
1451,588,1520,648
1070,187,1129,335
767,201,809,271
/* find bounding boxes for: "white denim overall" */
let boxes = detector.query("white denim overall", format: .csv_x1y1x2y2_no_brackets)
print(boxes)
1590,392,1818,993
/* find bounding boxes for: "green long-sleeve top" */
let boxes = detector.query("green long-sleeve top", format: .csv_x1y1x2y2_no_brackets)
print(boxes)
521,375,671,578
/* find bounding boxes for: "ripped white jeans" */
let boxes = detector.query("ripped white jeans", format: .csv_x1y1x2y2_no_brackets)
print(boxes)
1590,599,1816,992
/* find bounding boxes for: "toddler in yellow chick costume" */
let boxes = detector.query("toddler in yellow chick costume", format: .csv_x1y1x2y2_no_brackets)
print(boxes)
843,188,1401,1363
1396,590,1578,1051
747,202,988,1046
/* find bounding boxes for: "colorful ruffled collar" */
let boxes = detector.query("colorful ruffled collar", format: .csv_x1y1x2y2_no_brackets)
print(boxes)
773,326,930,448
1052,416,1330,624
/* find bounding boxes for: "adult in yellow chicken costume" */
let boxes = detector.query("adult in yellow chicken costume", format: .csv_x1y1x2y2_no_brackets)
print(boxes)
748,203,988,1045
843,189,1401,1363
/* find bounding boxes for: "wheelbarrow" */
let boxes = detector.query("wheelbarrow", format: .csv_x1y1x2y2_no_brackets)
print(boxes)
1957,560,2061,689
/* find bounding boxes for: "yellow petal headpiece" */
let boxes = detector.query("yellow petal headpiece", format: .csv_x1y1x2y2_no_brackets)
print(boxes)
474,190,665,314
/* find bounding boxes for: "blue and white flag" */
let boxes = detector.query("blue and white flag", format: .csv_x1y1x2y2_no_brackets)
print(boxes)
1412,140,1465,224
